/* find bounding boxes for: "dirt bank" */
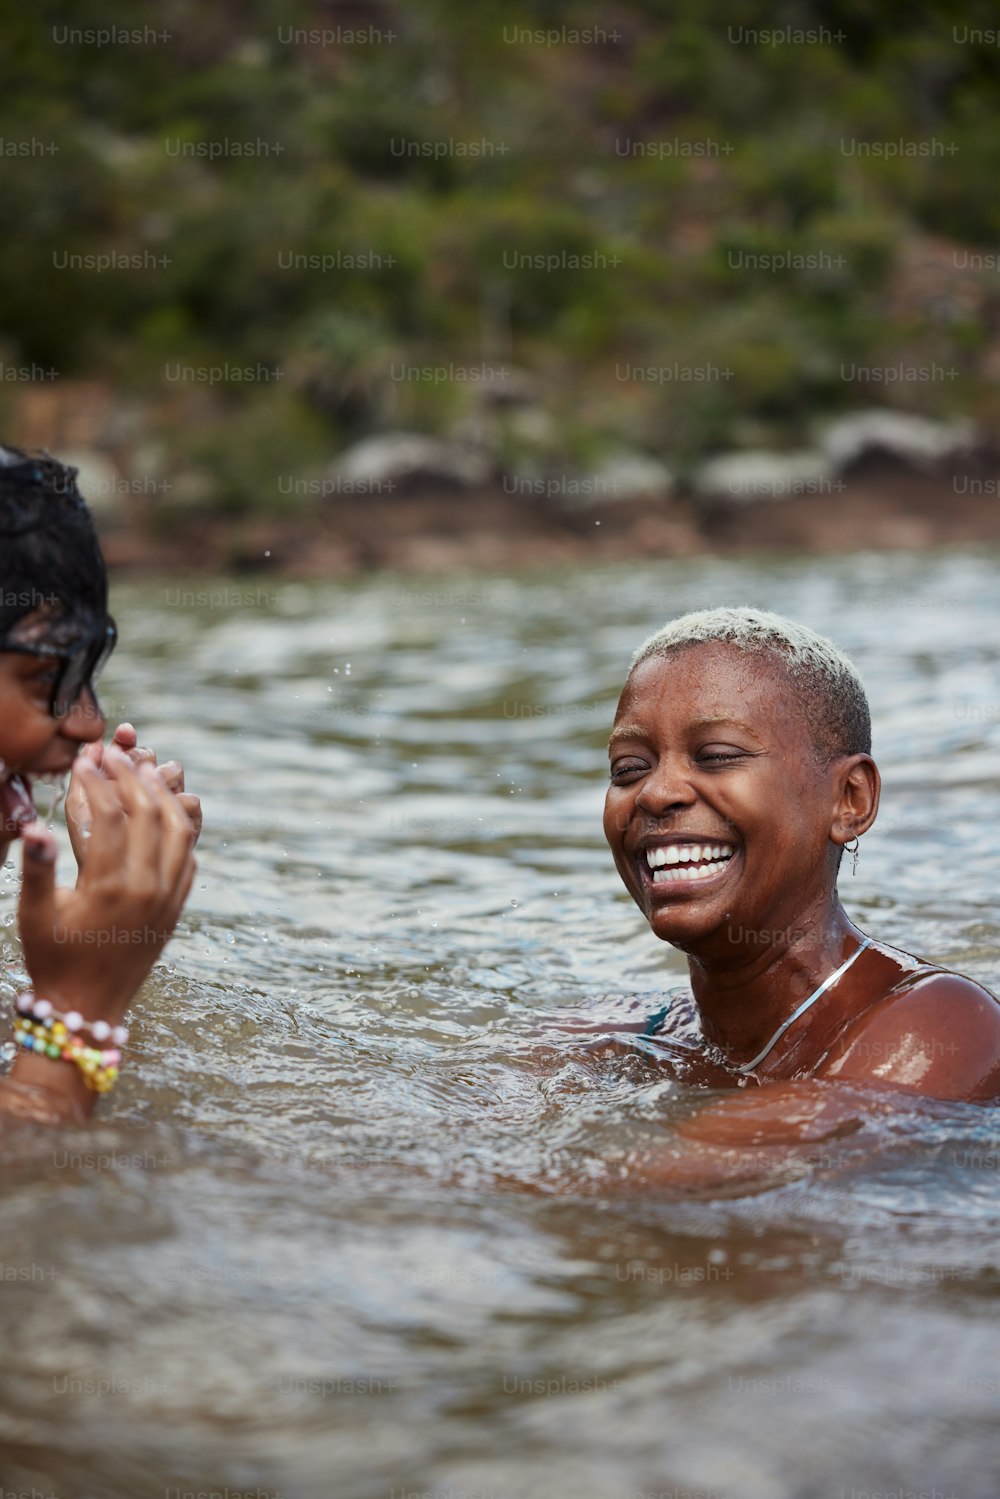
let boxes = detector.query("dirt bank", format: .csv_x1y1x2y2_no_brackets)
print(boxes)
100,470,1000,576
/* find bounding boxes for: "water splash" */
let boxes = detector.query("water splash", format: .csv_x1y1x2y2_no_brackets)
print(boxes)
37,773,70,829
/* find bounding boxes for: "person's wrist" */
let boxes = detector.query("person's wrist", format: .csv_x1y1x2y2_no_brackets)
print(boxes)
12,990,127,1100
24,978,133,1029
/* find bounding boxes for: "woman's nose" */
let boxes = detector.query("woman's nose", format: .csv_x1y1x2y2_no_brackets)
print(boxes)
635,755,696,815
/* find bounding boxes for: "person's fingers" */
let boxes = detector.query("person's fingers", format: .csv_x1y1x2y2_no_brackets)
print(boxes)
108,756,171,907
102,749,160,831
79,753,196,933
112,723,137,749
66,743,103,805
172,848,197,924
144,760,199,842
65,759,92,811
136,761,196,889
74,757,132,882
155,760,184,794
17,822,58,953
177,792,202,844
135,766,197,930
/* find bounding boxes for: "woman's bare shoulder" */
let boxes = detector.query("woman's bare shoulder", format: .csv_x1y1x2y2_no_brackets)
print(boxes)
820,963,1000,1102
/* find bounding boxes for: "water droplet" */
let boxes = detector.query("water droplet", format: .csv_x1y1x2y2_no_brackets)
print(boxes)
510,899,518,907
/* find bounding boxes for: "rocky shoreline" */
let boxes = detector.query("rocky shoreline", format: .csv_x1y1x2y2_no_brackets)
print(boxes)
101,466,1000,576
16,388,997,575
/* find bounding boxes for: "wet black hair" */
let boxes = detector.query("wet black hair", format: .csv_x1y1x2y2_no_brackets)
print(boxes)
0,443,108,644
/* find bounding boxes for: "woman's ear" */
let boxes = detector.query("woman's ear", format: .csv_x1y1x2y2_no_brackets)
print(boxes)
830,753,880,847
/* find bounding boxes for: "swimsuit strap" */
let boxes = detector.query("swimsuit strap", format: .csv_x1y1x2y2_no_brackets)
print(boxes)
642,1004,670,1038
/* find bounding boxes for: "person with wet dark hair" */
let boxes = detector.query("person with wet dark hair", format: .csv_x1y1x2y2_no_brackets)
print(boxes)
0,444,108,639
0,444,201,1122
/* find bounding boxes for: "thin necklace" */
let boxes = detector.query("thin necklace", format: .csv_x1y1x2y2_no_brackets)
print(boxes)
730,934,874,1075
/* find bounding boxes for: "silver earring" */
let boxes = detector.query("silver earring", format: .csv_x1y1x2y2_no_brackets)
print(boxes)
845,836,860,876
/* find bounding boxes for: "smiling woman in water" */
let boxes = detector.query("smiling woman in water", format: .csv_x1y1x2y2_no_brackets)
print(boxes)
592,607,1000,1116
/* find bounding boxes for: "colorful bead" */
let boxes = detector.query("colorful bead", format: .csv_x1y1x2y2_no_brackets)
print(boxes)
11,991,127,1094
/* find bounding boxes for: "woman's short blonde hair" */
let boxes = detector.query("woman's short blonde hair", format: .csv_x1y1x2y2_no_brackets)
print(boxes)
631,606,871,763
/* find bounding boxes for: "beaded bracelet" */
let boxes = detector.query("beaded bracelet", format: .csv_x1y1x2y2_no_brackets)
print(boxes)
13,992,128,1094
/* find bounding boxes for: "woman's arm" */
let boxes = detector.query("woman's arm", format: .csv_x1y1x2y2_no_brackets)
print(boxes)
605,1078,924,1195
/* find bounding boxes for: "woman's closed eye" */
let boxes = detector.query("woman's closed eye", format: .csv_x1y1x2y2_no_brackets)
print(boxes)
609,758,649,781
697,745,752,764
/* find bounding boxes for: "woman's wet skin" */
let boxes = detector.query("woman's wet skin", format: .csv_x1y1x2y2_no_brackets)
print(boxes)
602,642,1000,1097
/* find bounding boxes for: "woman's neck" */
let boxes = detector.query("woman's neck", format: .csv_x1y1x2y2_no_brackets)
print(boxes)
685,898,865,1065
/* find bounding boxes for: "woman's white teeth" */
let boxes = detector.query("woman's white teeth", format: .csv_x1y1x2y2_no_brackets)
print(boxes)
645,843,735,884
645,844,733,870
651,859,732,883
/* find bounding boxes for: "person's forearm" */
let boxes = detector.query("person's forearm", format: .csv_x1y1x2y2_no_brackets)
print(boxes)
621,1079,909,1194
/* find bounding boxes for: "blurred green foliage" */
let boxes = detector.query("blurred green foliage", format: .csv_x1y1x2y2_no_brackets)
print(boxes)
0,0,998,510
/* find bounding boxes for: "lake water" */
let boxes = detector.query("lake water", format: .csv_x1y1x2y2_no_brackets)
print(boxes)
2,551,1000,1499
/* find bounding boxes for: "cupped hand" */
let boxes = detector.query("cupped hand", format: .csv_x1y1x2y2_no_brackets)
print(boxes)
19,749,197,1025
67,722,202,868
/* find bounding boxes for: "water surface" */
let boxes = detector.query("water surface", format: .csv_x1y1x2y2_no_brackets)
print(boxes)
2,551,1000,1499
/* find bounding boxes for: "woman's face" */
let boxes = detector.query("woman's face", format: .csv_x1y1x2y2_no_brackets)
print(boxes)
0,641,106,860
603,642,849,953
